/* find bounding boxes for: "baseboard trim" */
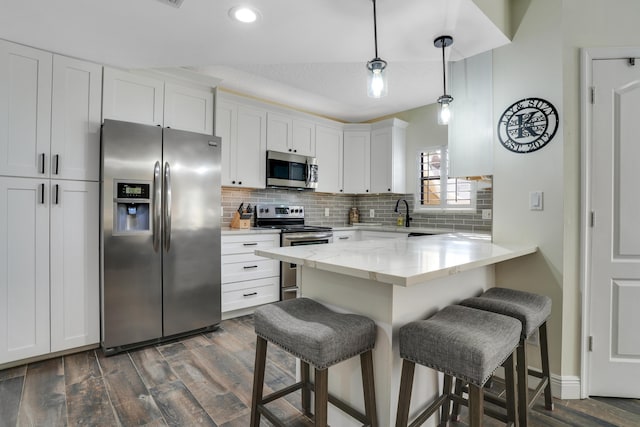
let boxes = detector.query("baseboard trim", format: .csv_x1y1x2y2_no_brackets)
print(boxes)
551,373,581,400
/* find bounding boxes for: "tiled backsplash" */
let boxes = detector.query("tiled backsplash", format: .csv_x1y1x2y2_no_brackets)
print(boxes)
222,186,493,233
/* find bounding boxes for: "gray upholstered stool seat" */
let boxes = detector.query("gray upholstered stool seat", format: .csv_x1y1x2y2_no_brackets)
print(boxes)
251,298,378,427
458,287,554,426
396,305,521,427
254,297,376,369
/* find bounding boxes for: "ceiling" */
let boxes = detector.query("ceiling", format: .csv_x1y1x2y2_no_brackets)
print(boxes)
0,0,510,122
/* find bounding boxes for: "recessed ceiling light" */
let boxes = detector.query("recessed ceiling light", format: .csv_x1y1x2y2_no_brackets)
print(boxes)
229,6,260,23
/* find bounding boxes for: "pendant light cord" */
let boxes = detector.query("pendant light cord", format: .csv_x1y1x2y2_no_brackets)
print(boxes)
372,0,379,59
441,43,447,96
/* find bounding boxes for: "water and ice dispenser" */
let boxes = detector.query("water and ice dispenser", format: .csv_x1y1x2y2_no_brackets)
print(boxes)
114,181,151,234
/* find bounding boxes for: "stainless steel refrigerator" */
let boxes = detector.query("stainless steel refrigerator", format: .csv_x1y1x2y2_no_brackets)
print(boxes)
100,119,221,354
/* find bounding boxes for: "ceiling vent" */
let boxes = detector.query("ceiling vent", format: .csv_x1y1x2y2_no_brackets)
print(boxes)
156,0,185,8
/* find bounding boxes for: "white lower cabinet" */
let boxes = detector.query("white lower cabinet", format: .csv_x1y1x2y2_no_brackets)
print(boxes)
332,230,359,243
0,178,99,364
221,233,280,314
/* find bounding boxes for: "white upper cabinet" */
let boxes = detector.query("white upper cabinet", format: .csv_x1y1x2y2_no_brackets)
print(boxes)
164,83,214,135
103,67,214,135
51,55,102,181
266,112,316,157
343,127,371,194
315,124,344,193
103,67,164,127
448,50,493,177
0,41,52,178
370,118,408,194
216,96,267,188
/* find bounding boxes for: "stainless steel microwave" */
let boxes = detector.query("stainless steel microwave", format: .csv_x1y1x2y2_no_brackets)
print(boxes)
266,150,318,189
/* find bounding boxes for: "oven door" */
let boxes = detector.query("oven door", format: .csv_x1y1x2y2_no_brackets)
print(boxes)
281,232,333,300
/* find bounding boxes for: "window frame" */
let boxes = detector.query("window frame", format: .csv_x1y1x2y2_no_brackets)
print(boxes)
413,145,477,213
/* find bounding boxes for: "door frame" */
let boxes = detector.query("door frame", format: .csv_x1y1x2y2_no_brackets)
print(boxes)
580,46,640,399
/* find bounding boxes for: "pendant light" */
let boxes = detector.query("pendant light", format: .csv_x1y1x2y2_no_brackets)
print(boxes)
434,35,453,125
366,0,388,98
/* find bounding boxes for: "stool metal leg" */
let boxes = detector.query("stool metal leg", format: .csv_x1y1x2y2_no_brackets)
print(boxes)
301,361,312,417
468,384,484,427
250,336,268,427
503,353,519,427
314,367,328,426
516,344,529,427
539,322,554,410
360,350,378,427
395,360,416,427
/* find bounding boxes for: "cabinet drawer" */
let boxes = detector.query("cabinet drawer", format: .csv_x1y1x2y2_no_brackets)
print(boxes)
222,258,279,284
221,234,279,255
222,278,279,312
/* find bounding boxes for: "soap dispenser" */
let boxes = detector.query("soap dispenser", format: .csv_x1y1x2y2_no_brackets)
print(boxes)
397,215,404,227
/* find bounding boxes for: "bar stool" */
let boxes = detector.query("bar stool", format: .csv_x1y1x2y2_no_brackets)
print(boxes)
458,287,553,426
250,297,378,427
396,305,521,427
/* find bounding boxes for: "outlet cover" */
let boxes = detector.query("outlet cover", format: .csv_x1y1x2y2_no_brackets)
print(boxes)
530,191,543,210
482,209,492,220
369,209,375,218
324,208,330,217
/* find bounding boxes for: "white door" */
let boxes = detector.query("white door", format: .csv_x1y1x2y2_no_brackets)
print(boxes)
51,55,102,181
50,180,99,352
589,58,640,397
0,40,52,178
0,177,50,364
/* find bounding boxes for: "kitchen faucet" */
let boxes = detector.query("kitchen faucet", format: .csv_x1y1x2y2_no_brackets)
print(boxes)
394,199,412,228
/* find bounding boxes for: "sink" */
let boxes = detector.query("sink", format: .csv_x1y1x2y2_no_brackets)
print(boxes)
407,232,433,237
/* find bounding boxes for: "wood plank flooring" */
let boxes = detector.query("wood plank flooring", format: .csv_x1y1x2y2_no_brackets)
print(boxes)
0,315,638,426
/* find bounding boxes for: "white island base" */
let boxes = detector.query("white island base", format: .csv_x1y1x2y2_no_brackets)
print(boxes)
256,234,536,426
300,265,493,427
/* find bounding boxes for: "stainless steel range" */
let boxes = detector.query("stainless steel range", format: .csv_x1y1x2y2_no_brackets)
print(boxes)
255,204,333,300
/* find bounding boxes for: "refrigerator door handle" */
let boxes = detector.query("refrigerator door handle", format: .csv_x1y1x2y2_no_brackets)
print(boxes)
164,161,172,252
153,161,162,252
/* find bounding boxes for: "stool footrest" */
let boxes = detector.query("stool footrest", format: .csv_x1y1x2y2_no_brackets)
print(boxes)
528,376,550,409
449,393,509,423
261,381,304,405
409,393,449,427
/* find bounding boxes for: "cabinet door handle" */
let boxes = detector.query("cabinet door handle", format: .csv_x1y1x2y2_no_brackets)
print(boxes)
40,153,45,174
54,154,60,175
243,242,258,246
338,236,349,240
40,183,45,204
54,184,59,205
243,265,258,269
243,292,258,297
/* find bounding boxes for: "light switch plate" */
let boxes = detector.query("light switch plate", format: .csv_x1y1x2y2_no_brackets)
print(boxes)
529,191,543,210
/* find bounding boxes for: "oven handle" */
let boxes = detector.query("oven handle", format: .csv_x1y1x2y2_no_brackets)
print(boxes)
282,232,333,242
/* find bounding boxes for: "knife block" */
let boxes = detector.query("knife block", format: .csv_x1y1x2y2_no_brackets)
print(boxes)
230,211,251,229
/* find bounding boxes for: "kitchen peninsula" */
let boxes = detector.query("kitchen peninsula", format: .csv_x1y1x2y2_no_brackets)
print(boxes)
256,233,536,426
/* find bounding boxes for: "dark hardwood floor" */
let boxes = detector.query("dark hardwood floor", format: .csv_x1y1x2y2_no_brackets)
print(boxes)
0,315,639,426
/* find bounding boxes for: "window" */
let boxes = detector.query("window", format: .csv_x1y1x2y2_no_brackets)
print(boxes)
417,146,476,211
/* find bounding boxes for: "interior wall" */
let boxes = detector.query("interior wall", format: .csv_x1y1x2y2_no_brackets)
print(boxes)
491,0,565,380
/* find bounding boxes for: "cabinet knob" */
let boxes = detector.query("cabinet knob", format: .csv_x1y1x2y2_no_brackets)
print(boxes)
388,188,391,192
238,181,242,185
288,149,292,152
366,189,369,192
232,180,236,184
293,149,297,153
340,189,343,192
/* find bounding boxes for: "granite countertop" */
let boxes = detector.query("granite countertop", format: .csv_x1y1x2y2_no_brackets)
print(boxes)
256,233,536,287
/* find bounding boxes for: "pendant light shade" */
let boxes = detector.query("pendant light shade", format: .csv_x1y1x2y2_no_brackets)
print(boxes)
434,35,453,125
367,0,387,98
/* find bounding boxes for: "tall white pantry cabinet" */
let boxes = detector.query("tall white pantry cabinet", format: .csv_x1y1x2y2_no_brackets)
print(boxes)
0,40,101,364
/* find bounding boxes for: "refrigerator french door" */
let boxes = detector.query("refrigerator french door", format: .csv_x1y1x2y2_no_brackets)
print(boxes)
101,119,221,353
